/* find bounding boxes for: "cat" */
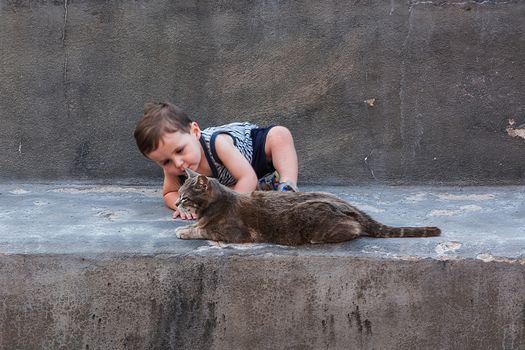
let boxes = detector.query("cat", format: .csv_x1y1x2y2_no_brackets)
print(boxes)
175,169,441,245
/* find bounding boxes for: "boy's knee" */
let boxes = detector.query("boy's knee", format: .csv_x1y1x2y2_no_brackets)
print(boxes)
268,126,294,143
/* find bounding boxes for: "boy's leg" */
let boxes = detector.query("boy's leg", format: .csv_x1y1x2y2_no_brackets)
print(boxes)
264,126,298,186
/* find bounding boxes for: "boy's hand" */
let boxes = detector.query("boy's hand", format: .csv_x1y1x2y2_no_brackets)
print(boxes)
162,187,198,220
172,208,198,220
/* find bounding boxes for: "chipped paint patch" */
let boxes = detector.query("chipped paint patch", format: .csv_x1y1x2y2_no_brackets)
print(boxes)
459,204,482,212
506,119,525,139
360,245,386,254
436,193,495,201
95,209,127,221
476,254,525,264
435,241,462,254
364,97,376,107
429,204,483,216
476,253,495,262
353,202,385,213
50,186,160,197
9,188,30,195
196,241,276,251
405,192,427,202
429,209,459,216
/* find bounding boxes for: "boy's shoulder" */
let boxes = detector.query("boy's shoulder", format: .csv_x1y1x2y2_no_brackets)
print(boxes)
201,122,259,144
202,121,257,133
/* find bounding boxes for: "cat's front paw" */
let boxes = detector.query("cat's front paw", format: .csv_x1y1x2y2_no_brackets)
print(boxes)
175,226,192,239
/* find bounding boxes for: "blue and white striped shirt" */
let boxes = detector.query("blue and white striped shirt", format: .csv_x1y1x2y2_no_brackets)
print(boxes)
199,122,258,186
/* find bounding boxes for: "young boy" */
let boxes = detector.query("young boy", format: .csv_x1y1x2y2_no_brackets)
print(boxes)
134,102,299,220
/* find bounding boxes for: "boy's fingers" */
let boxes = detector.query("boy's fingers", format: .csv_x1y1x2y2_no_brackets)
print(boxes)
173,209,187,220
172,208,197,220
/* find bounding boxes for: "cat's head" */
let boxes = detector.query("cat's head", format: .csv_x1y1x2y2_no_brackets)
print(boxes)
175,168,223,215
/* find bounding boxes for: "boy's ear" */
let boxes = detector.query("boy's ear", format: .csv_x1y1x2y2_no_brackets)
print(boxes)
185,168,200,178
190,122,201,138
196,175,209,191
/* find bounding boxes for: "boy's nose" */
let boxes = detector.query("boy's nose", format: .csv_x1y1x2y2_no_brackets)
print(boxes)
174,158,185,169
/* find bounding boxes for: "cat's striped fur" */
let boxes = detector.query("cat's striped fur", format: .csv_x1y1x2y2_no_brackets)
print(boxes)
175,170,441,245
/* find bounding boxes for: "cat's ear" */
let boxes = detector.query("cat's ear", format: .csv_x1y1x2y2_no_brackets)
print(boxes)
185,168,200,178
196,175,209,191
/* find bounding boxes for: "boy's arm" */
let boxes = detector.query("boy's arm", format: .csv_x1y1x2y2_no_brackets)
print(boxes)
214,134,258,193
162,172,196,220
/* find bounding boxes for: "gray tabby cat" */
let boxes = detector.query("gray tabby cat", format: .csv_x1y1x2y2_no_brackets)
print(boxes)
175,169,441,245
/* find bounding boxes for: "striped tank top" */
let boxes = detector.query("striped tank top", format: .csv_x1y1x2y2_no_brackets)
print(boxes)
199,122,258,186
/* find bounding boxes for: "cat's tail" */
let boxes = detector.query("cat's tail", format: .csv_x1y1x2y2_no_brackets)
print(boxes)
365,220,441,238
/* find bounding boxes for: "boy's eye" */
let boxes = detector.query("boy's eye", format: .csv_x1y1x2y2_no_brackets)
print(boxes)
176,147,184,154
162,160,170,166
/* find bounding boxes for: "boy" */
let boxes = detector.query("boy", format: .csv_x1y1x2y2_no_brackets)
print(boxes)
134,102,299,220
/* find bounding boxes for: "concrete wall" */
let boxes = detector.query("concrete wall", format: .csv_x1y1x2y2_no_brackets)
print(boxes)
0,254,523,350
1,0,524,184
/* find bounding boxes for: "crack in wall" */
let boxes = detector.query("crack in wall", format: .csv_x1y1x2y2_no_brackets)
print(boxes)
62,0,70,119
409,1,512,5
398,2,416,173
363,150,377,180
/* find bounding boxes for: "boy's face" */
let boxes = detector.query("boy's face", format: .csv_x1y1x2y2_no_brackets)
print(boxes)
146,122,203,176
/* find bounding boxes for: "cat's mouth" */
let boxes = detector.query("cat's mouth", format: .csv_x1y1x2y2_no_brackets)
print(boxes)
176,195,197,215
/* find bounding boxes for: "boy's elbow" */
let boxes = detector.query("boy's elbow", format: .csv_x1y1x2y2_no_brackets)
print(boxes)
248,171,258,189
163,197,172,209
236,173,258,193
163,191,179,209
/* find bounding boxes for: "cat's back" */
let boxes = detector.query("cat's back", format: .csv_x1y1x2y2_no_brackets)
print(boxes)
244,190,353,212
238,190,361,245
249,190,340,201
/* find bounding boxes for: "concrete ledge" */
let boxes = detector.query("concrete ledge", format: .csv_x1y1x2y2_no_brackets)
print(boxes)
1,183,524,349
1,254,523,349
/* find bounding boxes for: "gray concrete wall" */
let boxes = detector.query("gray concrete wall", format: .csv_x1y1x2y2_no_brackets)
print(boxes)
1,254,523,350
1,0,524,184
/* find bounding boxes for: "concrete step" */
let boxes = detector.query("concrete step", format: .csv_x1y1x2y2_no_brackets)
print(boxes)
0,183,524,349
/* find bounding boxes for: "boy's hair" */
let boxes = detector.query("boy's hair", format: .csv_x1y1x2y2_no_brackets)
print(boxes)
134,102,193,156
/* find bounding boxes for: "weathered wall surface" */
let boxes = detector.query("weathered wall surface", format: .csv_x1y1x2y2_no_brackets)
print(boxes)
1,0,524,184
0,254,523,350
